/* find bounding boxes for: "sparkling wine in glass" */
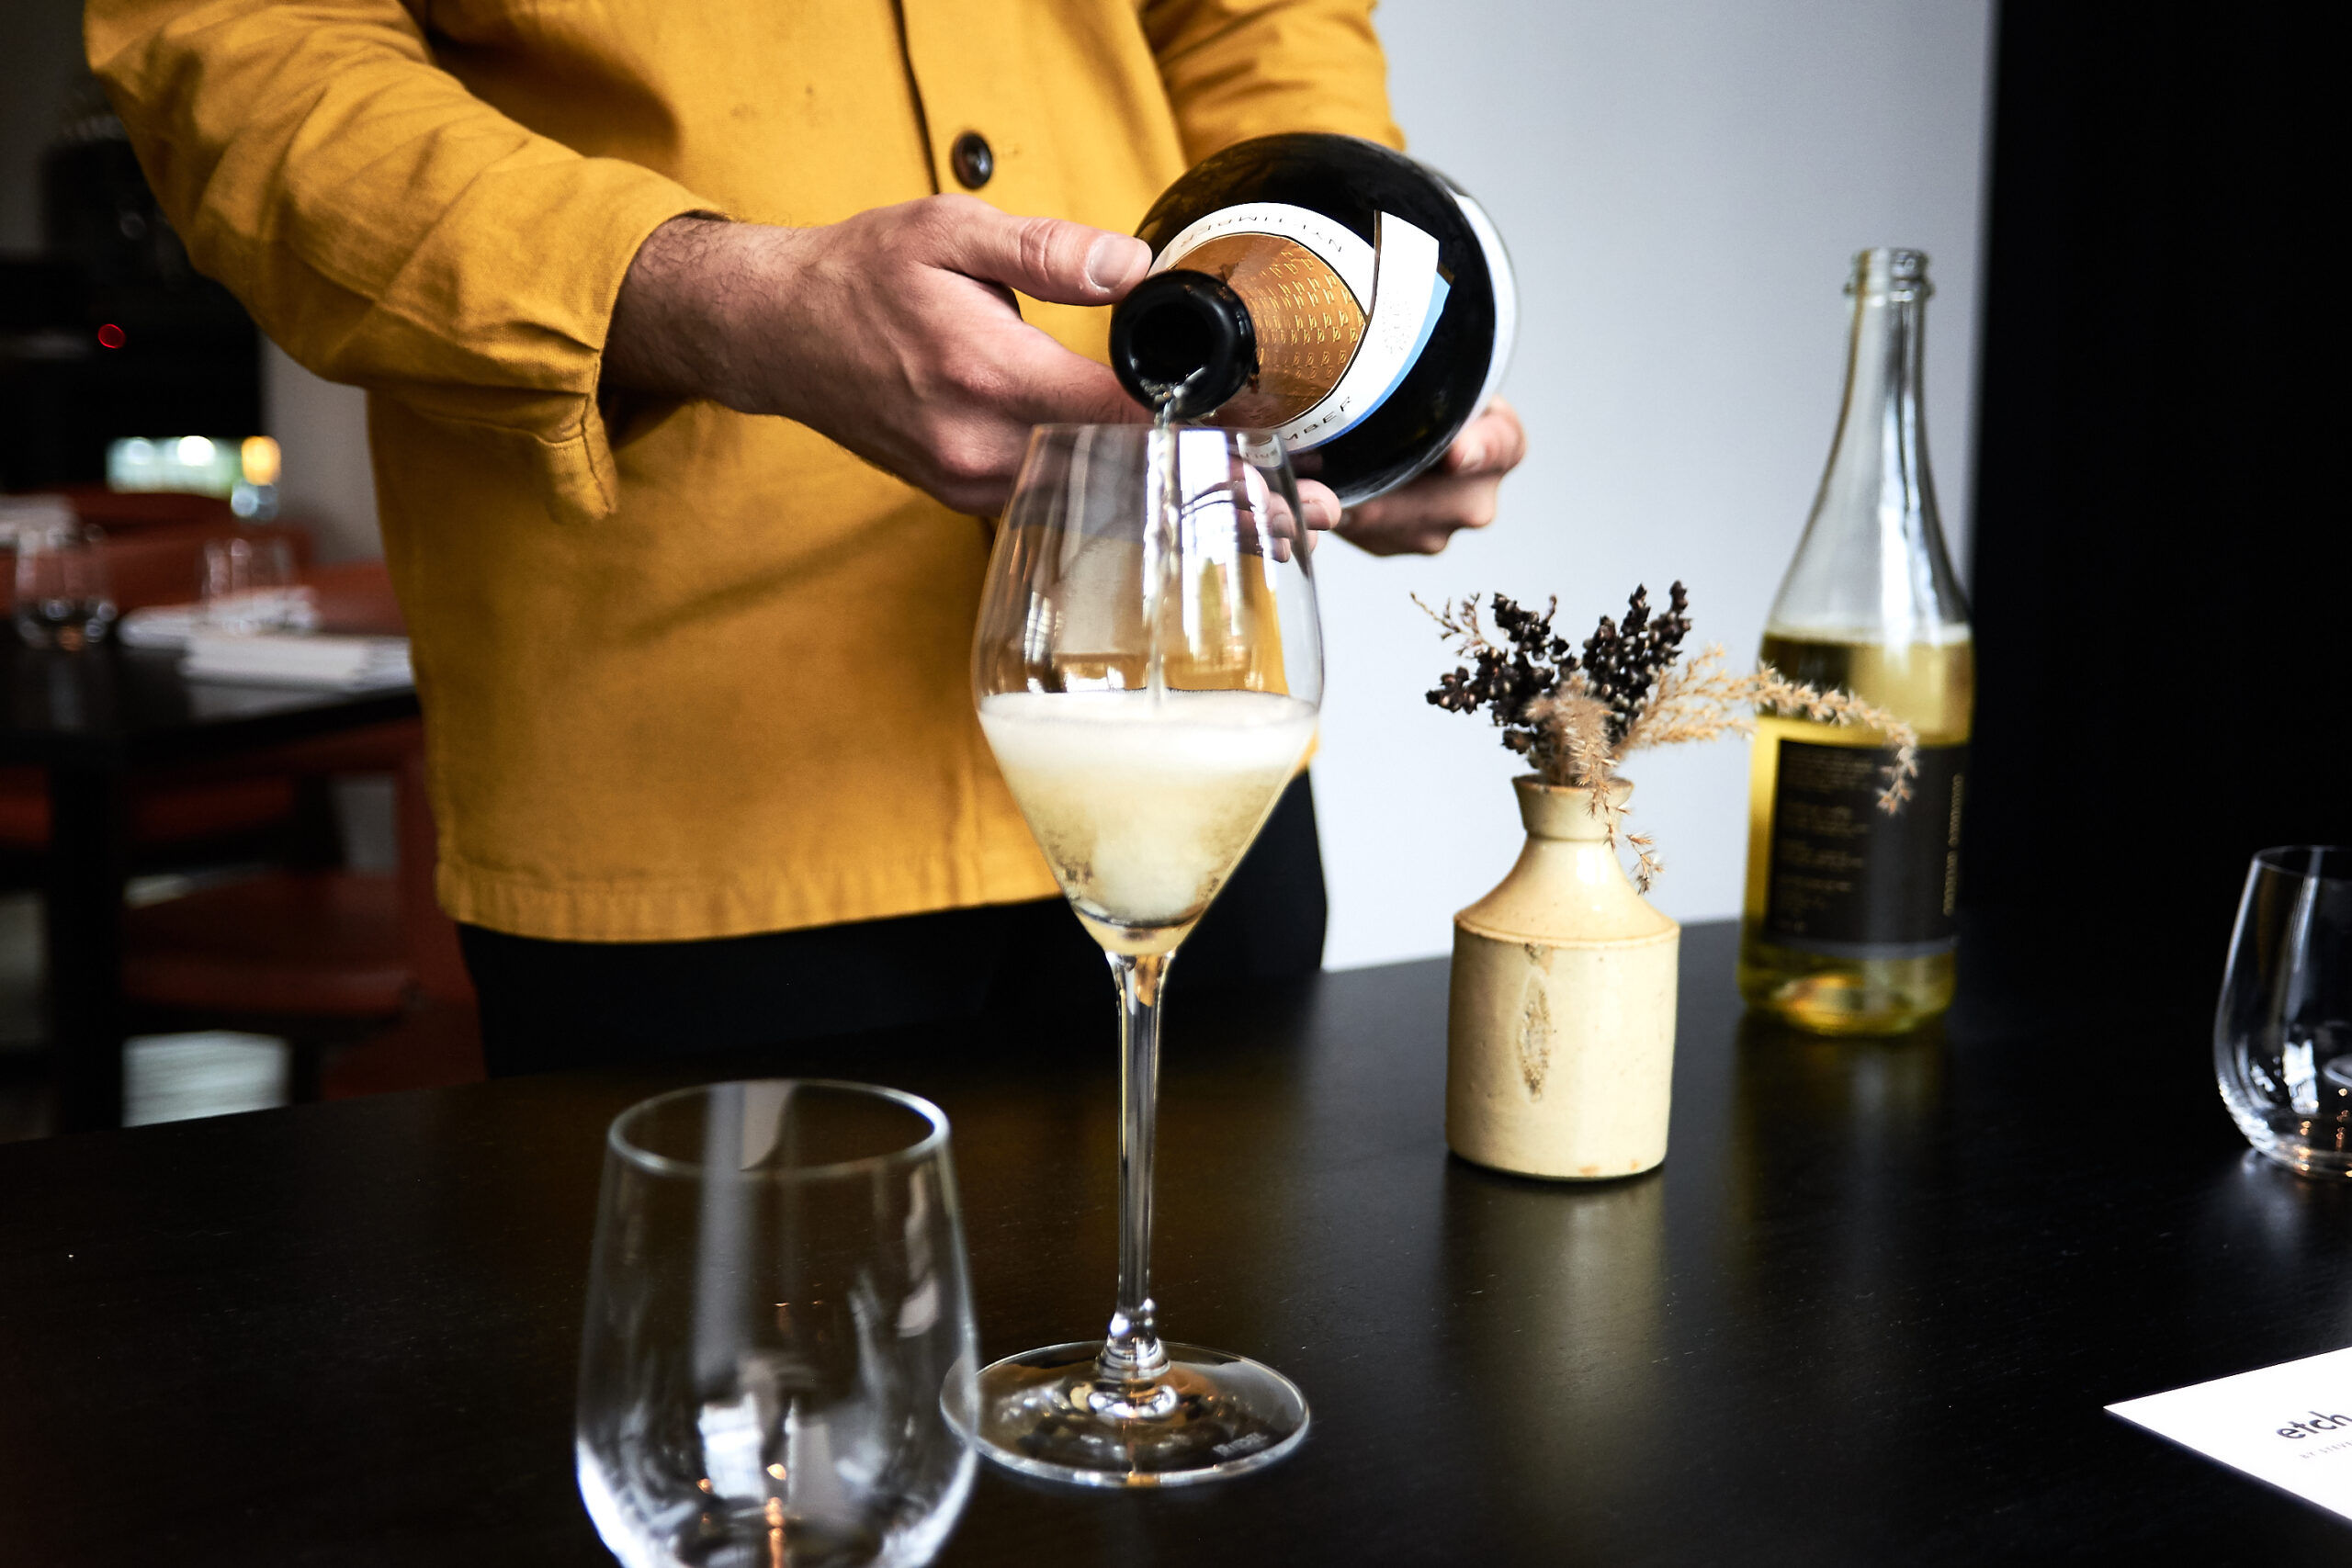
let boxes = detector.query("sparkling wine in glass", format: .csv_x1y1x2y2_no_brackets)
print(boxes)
956,422,1323,1485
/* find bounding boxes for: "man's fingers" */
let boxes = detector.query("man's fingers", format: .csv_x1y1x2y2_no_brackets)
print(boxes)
1295,480,1342,531
1010,351,1145,427
942,200,1151,306
975,325,1147,426
1349,472,1501,533
1439,397,1528,477
1334,514,1456,557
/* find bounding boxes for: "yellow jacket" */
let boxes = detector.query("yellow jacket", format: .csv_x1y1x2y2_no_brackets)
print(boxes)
88,0,1401,941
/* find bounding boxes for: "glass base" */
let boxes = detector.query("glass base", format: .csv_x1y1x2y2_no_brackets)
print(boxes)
2231,1119,2352,1179
949,1341,1308,1487
2241,1137,2352,1179
2224,1062,2352,1179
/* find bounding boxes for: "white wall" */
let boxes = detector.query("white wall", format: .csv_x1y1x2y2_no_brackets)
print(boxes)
1313,0,1994,968
264,343,383,562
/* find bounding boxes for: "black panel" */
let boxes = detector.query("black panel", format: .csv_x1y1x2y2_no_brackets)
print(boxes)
1962,4,2351,1009
2,135,261,491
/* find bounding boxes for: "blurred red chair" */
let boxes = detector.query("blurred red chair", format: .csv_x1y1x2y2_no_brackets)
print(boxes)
319,744,484,1098
119,725,484,1100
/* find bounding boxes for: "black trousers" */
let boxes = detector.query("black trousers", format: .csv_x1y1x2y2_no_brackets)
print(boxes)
461,773,1327,1076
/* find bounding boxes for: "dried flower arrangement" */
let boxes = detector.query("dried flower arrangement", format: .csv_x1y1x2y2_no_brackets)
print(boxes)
1419,583,1918,891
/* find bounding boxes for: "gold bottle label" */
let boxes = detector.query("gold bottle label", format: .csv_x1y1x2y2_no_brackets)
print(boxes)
1148,201,1448,451
1171,235,1367,428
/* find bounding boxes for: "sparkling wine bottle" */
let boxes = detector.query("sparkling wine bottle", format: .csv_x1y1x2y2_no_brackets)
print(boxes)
1108,133,1516,504
1736,247,1973,1034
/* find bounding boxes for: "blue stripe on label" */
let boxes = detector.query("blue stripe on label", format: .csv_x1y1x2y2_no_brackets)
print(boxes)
1323,274,1451,443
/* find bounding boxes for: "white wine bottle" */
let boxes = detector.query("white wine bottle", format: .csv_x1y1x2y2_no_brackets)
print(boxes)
1107,133,1516,504
1737,247,1973,1034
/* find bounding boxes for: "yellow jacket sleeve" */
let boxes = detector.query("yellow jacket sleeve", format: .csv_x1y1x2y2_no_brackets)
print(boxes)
85,0,720,523
1142,0,1405,163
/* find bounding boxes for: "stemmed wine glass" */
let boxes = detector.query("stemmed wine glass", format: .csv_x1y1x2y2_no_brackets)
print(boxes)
955,423,1324,1485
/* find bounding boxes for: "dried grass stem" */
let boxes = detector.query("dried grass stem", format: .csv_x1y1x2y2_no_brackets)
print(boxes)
1425,587,1923,892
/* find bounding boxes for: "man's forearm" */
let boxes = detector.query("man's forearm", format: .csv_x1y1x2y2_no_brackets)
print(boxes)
604,216,792,409
585,196,1153,513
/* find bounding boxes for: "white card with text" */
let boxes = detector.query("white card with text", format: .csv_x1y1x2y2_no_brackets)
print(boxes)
2109,1347,2352,1517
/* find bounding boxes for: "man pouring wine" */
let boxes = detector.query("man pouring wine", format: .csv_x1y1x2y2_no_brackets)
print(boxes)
88,0,1527,1070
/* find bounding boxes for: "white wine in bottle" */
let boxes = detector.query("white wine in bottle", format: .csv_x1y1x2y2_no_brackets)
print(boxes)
1738,248,1973,1034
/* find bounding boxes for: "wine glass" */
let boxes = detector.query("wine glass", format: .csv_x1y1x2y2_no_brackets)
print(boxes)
955,423,1323,1485
576,1080,979,1565
2217,847,2352,1177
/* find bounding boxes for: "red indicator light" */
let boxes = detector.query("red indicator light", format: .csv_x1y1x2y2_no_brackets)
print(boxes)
96,323,126,349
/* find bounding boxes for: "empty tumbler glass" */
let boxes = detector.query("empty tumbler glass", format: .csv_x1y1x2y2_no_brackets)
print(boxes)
198,535,304,633
13,524,116,650
2216,848,2352,1177
577,1081,978,1567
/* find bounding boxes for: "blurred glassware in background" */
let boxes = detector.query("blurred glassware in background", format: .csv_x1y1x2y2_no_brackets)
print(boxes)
577,1080,978,1568
0,494,78,552
2217,847,2352,1178
13,523,117,651
198,534,312,635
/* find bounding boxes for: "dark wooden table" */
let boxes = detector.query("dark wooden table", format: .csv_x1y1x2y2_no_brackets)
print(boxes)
2,612,417,1129
3,920,2346,1563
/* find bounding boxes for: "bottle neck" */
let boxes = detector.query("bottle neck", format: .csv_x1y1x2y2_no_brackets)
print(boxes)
1111,235,1371,426
1826,278,1935,541
1770,251,1969,639
1110,270,1258,420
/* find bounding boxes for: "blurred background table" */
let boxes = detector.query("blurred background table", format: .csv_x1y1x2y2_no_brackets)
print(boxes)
1,921,2344,1563
0,558,419,1129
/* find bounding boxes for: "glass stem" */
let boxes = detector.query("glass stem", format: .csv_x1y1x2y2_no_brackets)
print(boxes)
1099,949,1170,1384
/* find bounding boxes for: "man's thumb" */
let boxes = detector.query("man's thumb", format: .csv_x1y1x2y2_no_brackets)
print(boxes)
950,207,1151,307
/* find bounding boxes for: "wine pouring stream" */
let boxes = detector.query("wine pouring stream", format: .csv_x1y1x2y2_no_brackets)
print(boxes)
959,421,1323,1485
1099,407,1182,1402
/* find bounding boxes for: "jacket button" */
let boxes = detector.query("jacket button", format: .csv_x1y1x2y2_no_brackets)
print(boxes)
950,130,994,190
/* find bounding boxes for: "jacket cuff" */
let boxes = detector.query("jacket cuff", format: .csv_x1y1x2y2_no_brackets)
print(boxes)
529,167,727,524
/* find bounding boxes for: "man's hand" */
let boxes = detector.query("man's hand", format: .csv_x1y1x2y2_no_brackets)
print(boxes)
1332,397,1526,556
609,198,1206,515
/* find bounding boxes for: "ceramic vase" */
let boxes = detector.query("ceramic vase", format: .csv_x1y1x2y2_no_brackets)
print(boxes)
1446,775,1680,1179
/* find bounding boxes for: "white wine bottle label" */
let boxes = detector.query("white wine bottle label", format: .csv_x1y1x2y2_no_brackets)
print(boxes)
1763,739,1965,957
1151,202,1448,452
1154,201,1376,305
